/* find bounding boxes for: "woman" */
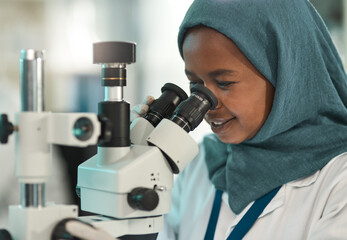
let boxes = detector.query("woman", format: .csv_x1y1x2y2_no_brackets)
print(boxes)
152,0,347,239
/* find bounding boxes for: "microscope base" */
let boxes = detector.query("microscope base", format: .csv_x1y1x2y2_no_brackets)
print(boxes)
8,204,78,240
119,233,158,240
79,214,163,238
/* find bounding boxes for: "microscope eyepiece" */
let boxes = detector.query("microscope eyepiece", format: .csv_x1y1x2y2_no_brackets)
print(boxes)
144,83,188,127
170,84,218,132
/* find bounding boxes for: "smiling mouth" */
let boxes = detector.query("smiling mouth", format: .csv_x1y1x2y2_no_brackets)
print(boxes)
210,117,236,133
210,118,236,129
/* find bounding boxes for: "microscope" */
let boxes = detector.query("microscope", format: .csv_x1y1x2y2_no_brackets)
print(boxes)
0,41,217,240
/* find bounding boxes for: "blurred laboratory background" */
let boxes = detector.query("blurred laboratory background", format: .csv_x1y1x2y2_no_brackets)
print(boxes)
0,0,345,228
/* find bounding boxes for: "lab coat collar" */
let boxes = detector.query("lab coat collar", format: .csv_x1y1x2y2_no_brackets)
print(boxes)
287,170,320,187
225,170,320,229
259,170,320,218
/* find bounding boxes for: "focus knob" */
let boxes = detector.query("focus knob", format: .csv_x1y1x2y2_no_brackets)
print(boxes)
0,114,14,144
127,187,159,211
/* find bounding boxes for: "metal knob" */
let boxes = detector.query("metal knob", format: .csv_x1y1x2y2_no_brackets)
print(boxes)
0,229,13,240
0,114,14,144
127,187,159,211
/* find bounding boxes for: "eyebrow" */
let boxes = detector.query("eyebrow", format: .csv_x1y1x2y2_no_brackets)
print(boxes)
185,69,236,78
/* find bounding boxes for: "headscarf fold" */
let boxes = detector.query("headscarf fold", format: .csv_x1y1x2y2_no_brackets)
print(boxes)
178,0,347,214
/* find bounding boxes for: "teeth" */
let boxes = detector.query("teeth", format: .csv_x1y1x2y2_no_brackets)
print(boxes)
213,122,224,126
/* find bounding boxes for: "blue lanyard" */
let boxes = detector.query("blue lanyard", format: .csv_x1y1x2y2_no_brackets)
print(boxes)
204,187,281,240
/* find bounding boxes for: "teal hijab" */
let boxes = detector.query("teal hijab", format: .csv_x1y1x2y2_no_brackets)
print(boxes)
178,0,347,214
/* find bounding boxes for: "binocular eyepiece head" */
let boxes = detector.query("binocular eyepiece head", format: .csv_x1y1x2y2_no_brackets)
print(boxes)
171,84,218,132
143,82,218,132
144,83,188,127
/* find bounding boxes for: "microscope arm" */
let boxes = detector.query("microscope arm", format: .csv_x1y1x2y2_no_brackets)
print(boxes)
47,113,101,147
14,112,100,185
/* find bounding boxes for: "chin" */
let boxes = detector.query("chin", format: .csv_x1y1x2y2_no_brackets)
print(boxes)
216,135,244,145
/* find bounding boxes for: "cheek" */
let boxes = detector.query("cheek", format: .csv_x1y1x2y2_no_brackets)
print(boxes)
239,97,273,137
224,94,267,135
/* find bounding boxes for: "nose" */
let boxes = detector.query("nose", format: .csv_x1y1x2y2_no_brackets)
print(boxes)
207,100,222,113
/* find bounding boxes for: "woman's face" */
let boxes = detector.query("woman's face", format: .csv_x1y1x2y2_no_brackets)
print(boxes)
182,27,275,144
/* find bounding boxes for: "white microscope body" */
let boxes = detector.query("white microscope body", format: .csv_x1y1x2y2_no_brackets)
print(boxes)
0,42,217,240
77,118,199,238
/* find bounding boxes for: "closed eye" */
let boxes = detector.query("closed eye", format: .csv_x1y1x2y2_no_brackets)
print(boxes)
216,80,238,89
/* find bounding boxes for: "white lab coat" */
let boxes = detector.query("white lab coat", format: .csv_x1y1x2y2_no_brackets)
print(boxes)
157,144,347,240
